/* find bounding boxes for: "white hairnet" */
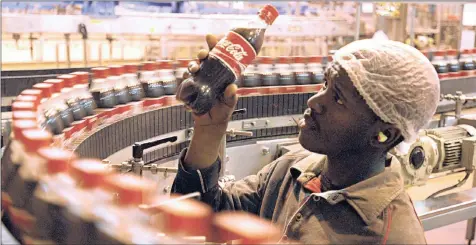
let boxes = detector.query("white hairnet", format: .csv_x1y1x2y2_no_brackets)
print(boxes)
333,39,440,143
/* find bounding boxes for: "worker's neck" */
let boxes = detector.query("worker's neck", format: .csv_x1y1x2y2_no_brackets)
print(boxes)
323,149,386,189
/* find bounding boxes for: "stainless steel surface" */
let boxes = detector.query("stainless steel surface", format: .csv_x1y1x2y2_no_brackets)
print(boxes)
441,91,476,122
105,115,301,164
415,187,476,231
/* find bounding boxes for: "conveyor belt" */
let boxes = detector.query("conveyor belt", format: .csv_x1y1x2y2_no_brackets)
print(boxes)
71,93,312,164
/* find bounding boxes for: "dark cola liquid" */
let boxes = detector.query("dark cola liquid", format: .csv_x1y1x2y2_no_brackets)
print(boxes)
180,28,265,115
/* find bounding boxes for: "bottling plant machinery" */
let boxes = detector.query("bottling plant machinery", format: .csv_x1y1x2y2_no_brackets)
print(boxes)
2,69,476,244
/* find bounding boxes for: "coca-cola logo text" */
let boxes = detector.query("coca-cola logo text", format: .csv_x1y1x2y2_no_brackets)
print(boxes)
216,39,248,61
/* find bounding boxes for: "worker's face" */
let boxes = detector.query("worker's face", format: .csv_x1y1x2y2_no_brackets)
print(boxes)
298,63,381,156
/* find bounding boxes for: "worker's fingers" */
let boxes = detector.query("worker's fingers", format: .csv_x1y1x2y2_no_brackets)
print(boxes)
205,34,218,50
188,61,200,74
223,84,238,108
197,49,209,61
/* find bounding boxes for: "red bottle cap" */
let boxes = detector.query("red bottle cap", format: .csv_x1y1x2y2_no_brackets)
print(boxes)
58,75,78,87
142,62,158,71
177,59,193,68
155,197,213,237
124,64,138,74
212,212,280,244
104,174,155,206
258,4,279,25
277,56,290,64
257,56,275,65
434,50,447,57
15,95,40,109
157,60,173,69
471,49,476,54
70,159,111,189
44,79,65,93
462,49,471,55
293,56,307,63
308,56,323,63
327,55,334,62
109,65,124,76
37,147,76,174
12,101,37,112
70,71,90,85
33,83,54,98
21,89,43,98
91,67,109,79
12,120,38,142
447,49,458,56
21,129,52,153
12,111,37,121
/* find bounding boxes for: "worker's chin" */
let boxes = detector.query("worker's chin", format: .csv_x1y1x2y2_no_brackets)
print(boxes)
298,131,326,154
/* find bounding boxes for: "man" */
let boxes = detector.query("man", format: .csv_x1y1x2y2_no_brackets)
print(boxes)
172,36,440,244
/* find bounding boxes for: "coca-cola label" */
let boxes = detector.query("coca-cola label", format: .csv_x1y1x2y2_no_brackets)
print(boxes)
210,31,257,79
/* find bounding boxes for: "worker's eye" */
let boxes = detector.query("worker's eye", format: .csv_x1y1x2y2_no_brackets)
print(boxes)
335,93,344,105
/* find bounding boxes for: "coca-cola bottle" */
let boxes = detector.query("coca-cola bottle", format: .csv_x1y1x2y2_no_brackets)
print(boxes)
178,5,279,115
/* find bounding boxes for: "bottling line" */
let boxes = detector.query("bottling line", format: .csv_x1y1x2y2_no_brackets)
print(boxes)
2,1,476,244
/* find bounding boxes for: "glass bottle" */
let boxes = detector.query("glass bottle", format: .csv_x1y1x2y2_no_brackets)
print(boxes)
178,5,279,115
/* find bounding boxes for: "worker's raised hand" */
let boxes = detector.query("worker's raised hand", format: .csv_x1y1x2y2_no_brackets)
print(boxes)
176,34,238,127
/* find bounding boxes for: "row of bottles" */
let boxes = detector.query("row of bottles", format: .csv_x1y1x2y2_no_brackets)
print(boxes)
12,72,96,136
90,55,329,110
430,49,476,78
240,56,328,88
1,124,281,244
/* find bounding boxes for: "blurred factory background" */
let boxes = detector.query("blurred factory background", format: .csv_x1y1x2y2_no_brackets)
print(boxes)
2,1,475,70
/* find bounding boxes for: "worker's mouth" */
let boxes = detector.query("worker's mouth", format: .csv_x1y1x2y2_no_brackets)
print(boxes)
300,108,319,131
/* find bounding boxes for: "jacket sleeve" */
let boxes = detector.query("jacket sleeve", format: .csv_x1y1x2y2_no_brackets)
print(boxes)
171,148,279,214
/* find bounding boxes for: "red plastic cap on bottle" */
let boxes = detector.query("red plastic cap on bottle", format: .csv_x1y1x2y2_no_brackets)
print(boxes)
70,159,111,189
177,59,193,68
308,56,323,63
91,67,109,79
142,62,158,71
109,65,125,76
212,211,281,244
259,5,279,25
293,56,307,63
471,49,476,54
21,129,52,153
12,111,37,121
57,75,78,87
156,197,213,237
462,49,471,55
21,89,43,98
38,147,76,175
12,120,38,142
157,60,174,69
447,49,458,56
70,71,90,84
44,79,65,93
12,101,37,112
33,83,54,98
434,50,447,57
277,56,290,64
104,174,155,206
15,95,40,109
124,64,138,74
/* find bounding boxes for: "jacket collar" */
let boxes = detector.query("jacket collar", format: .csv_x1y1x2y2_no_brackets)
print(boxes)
290,153,404,225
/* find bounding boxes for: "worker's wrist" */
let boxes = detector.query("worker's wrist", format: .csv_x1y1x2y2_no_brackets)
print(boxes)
192,123,228,140
184,123,227,169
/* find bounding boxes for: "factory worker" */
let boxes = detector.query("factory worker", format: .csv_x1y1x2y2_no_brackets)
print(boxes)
173,36,440,244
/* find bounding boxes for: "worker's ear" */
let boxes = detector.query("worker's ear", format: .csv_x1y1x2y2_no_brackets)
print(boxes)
369,123,402,151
